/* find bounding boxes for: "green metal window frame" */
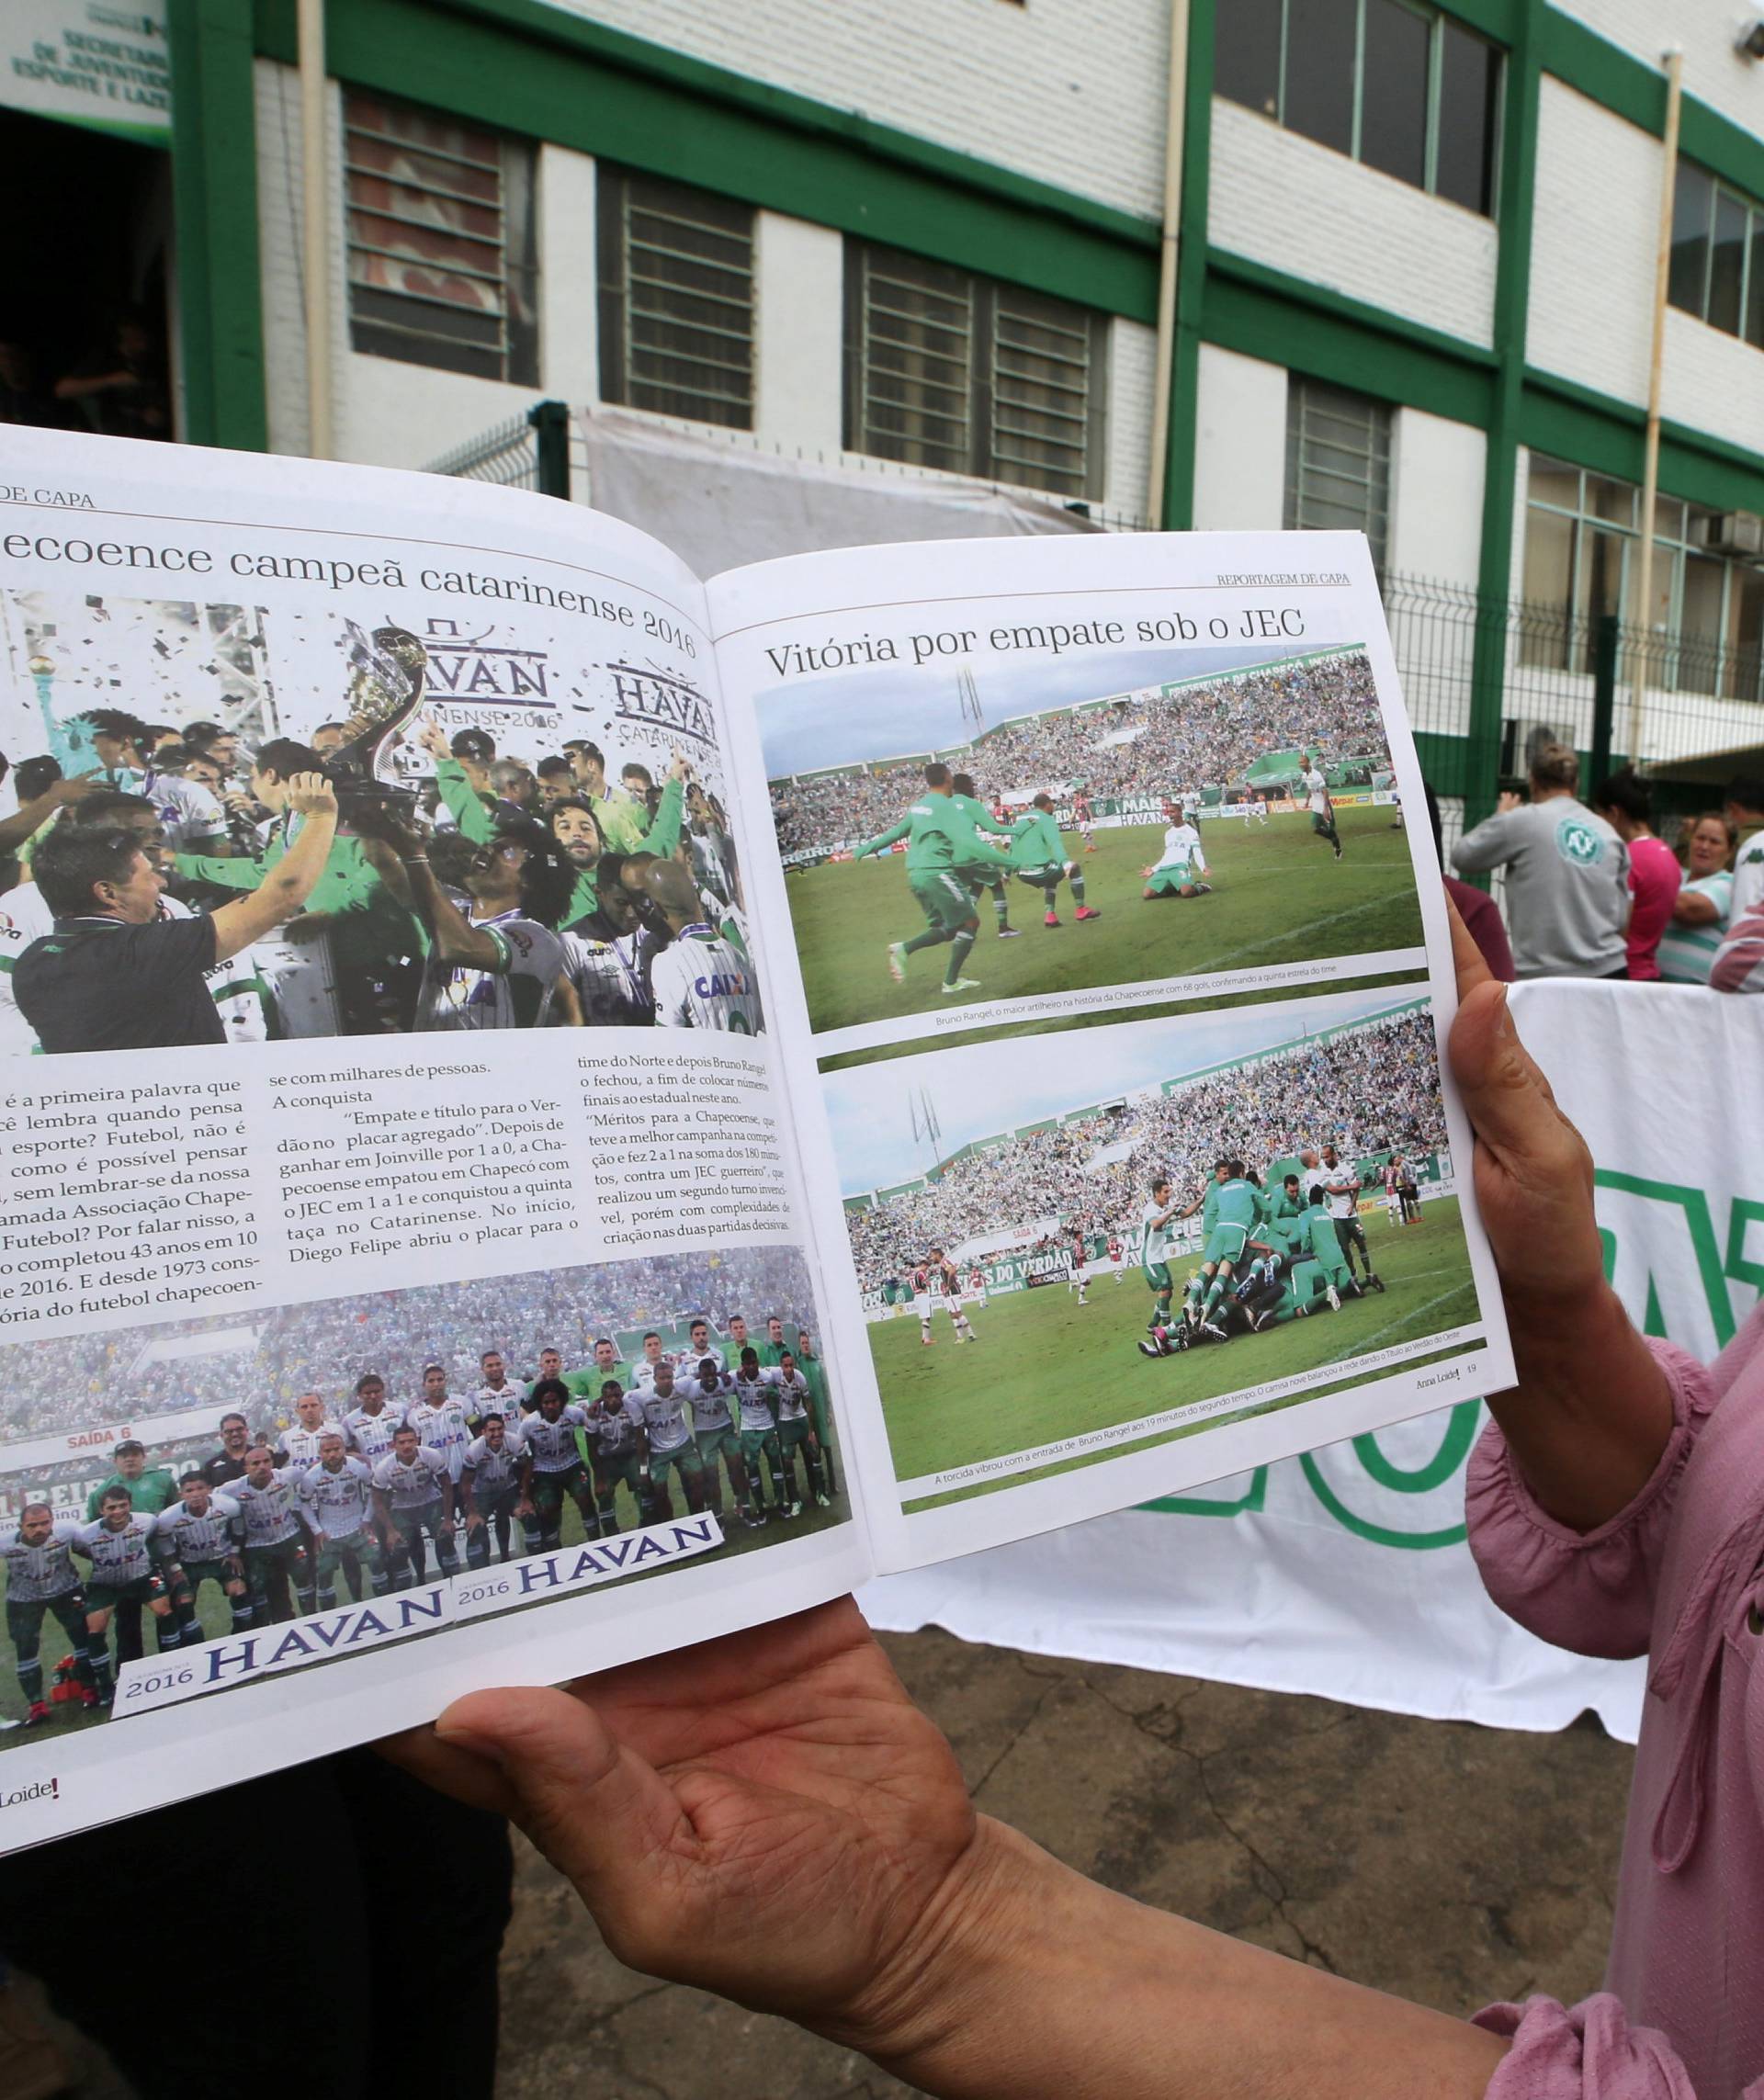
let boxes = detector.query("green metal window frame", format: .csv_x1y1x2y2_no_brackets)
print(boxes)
1283,378,1393,572
1217,0,1504,216
1521,454,1764,699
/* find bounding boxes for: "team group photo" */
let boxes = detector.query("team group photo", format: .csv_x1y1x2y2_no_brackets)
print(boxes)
763,641,1423,1036
0,1247,842,1743
827,988,1476,1508
0,588,759,1055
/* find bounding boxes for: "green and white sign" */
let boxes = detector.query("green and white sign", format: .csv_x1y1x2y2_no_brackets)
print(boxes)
1,3,169,143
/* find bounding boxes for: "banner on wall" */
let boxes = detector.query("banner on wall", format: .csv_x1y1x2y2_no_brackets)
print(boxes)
0,3,170,141
862,981,1763,1742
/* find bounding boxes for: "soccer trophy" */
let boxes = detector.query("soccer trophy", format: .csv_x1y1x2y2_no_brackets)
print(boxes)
325,621,428,823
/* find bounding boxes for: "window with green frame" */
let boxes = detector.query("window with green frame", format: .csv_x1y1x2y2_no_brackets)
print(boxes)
1520,455,1764,700
1283,378,1392,574
1215,0,1501,217
1668,158,1764,352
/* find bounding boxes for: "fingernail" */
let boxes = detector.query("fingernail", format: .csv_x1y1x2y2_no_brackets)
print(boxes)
1495,989,1514,1039
434,1722,505,1765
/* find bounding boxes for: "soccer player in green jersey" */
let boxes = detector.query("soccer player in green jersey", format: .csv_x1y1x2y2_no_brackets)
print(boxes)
1182,1159,1261,1334
1008,794,1099,928
83,1440,176,1522
855,762,1013,997
949,772,1022,940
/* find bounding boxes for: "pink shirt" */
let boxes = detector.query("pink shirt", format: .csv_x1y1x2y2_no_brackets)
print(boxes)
1624,837,1683,981
1465,1308,1764,2096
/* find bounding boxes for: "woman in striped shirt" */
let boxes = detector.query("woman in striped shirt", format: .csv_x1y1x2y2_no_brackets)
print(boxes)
1655,810,1736,984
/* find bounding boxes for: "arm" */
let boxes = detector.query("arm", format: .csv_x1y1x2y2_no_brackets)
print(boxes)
208,777,340,962
1449,809,1515,876
854,818,910,860
174,850,265,892
0,771,97,855
638,769,687,860
1671,886,1720,928
1709,899,1764,995
435,757,498,844
384,829,506,971
1446,902,1672,1530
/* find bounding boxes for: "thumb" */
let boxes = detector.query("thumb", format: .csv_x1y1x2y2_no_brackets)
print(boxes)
1447,981,1582,1168
435,1686,689,1913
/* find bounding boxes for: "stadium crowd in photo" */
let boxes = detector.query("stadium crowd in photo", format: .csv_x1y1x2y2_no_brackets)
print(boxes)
0,682,759,1055
765,649,1426,1031
0,1249,839,1736
838,1004,1476,1498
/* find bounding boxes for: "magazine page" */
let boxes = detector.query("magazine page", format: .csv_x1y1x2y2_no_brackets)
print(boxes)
707,529,1515,1571
0,430,872,1849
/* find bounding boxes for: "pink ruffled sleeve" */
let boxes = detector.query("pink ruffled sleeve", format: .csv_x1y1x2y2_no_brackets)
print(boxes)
1474,1996,1696,2098
1464,1342,1718,1660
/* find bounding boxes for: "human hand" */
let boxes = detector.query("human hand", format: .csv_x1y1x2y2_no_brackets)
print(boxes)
286,773,339,820
55,769,100,806
1444,898,1605,1309
414,716,450,761
282,910,334,946
1496,789,1522,815
669,750,690,785
384,1598,987,2055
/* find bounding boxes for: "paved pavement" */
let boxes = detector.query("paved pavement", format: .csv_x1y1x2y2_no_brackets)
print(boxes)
493,1626,1635,2098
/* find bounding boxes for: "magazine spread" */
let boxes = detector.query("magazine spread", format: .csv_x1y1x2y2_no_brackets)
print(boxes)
0,427,1511,1849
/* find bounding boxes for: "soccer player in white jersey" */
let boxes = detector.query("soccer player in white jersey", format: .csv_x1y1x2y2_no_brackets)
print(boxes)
1244,796,1269,830
153,1473,251,1643
1296,1147,1330,1210
377,812,581,1030
407,1363,474,1485
1067,1231,1090,1304
299,1434,386,1604
343,1372,405,1465
630,1331,673,1393
2,1503,96,1722
631,1362,708,1517
371,1426,459,1587
276,1390,347,1474
1142,819,1211,901
1320,1144,1382,1291
759,1353,830,1514
1137,1177,1182,1341
1300,751,1343,860
229,1446,316,1622
582,1383,650,1534
473,1349,519,1423
461,1413,526,1566
74,1487,180,1701
1107,1232,1127,1283
1383,1157,1406,1228
676,1359,752,1526
637,855,764,1033
514,1382,599,1552
910,1264,936,1346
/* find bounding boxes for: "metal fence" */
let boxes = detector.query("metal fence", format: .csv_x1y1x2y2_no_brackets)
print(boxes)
1385,570,1763,854
421,400,571,497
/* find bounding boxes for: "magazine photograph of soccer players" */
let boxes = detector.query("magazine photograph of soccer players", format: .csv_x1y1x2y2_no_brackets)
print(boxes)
821,985,1490,1519
1,599,758,1056
757,640,1421,1047
0,1248,844,1747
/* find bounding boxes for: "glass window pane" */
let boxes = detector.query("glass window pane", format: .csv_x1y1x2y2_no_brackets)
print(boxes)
1724,565,1764,702
1216,0,1283,118
1747,211,1764,350
1526,456,1581,511
602,170,754,428
1679,554,1724,695
1360,0,1430,190
1283,0,1357,157
1654,496,1686,541
1710,186,1747,335
1285,378,1391,571
1518,507,1574,668
1587,474,1635,529
1583,525,1625,624
1435,20,1499,214
1668,160,1713,317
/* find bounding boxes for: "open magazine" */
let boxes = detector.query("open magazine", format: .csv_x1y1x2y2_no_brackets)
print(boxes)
0,428,1512,1848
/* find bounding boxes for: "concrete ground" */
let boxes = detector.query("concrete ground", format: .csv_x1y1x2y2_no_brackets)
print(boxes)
492,1626,1636,2099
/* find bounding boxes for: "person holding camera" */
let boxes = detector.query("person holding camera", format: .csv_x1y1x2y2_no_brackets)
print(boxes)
1452,742,1630,979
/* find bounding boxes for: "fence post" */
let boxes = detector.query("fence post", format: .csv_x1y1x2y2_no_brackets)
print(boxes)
1590,613,1619,783
527,400,571,501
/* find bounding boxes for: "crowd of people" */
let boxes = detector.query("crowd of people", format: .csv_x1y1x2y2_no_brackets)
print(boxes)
771,652,1388,859
0,1251,823,1463
0,701,759,1053
844,1010,1447,1285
